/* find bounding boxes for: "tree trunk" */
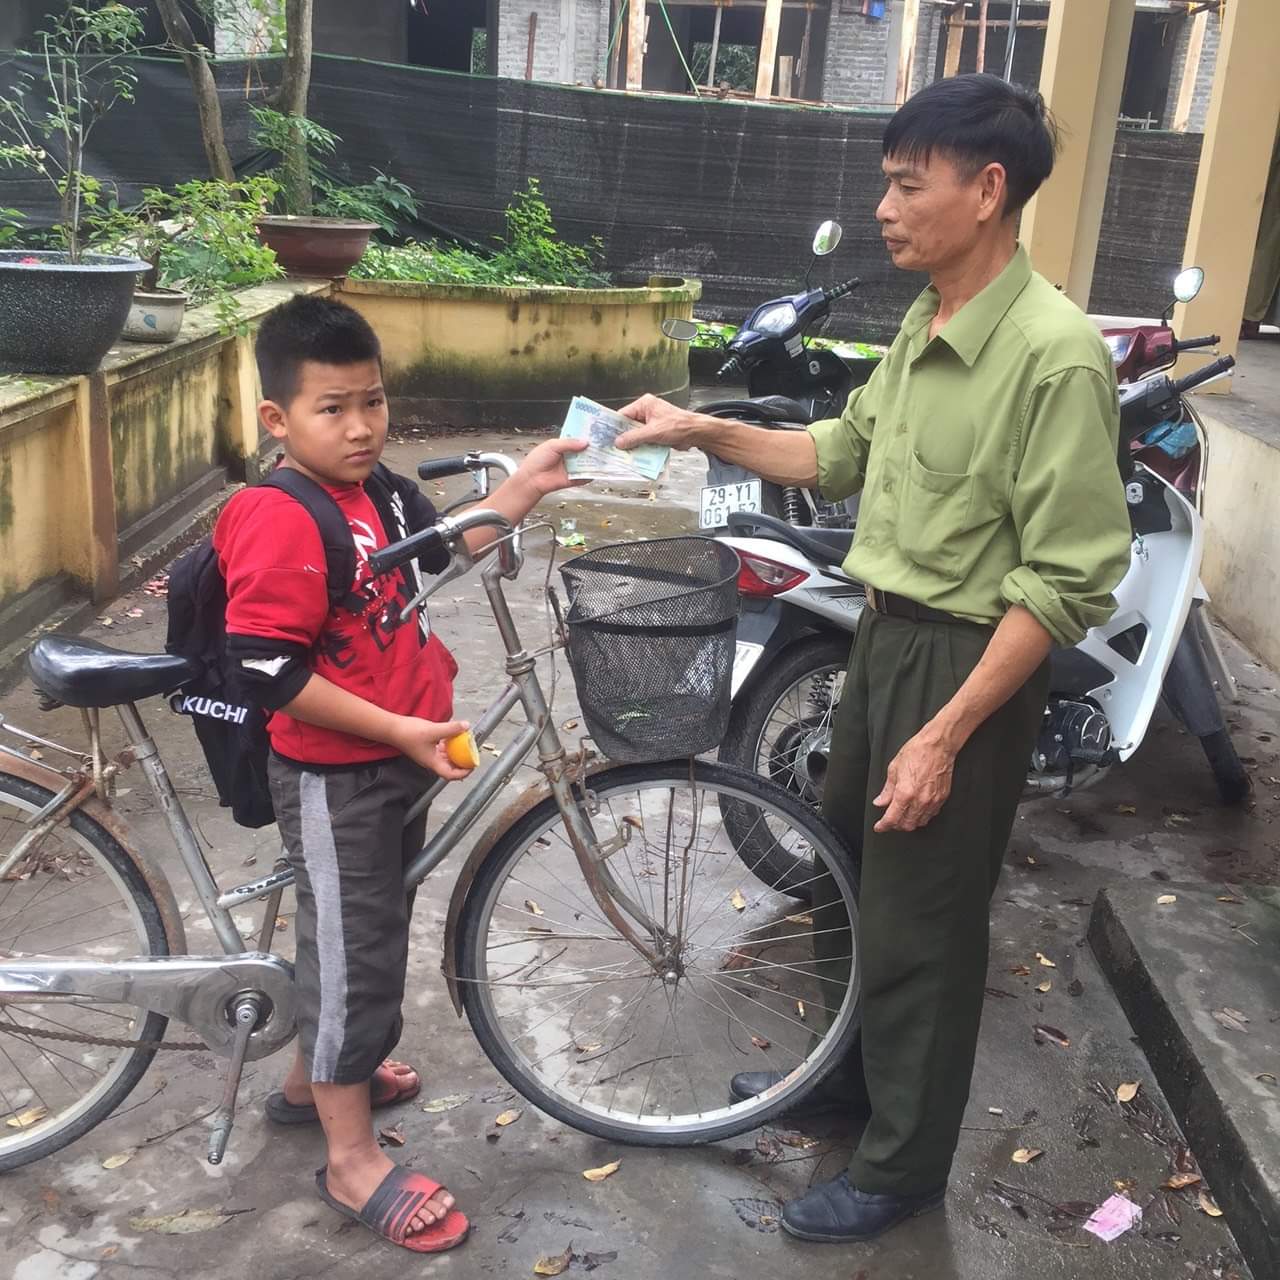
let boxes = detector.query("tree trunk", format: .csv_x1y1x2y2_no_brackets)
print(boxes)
278,0,315,215
153,0,235,181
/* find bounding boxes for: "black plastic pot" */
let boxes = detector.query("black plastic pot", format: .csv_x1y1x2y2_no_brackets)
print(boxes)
0,250,149,375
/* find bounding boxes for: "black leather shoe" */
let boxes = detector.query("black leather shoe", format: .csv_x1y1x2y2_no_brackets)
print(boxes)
781,1172,946,1243
728,1071,856,1119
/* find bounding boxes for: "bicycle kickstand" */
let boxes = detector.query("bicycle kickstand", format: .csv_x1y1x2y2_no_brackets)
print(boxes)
206,994,261,1165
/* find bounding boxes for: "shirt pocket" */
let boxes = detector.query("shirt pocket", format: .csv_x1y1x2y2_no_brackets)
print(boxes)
898,449,974,579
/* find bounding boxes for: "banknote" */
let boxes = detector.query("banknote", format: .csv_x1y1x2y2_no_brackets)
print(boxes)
559,395,670,483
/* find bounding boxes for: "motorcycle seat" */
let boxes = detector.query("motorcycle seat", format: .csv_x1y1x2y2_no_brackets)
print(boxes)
726,510,856,569
699,397,812,425
28,636,197,709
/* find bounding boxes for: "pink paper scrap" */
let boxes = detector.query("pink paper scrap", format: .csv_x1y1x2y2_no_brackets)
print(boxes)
1083,1194,1143,1242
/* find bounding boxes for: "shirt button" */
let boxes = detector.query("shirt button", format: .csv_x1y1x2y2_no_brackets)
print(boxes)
882,480,894,495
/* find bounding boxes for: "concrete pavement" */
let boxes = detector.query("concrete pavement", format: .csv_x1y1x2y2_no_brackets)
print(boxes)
0,429,1272,1280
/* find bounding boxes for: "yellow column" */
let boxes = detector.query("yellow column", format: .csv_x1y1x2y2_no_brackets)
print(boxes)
1174,0,1280,390
1018,0,1136,307
219,333,264,484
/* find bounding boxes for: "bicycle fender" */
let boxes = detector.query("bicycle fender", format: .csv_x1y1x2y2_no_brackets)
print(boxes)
0,753,187,956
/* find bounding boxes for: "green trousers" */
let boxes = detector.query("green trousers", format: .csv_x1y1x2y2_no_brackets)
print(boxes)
819,607,1048,1195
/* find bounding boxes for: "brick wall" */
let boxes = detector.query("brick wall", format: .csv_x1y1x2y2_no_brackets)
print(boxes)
1163,7,1221,132
498,0,563,81
821,1,895,108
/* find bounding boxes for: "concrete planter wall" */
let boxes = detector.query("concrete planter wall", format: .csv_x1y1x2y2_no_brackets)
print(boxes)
338,275,701,429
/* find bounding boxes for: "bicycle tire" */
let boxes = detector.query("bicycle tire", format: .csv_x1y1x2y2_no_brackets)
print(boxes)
456,759,860,1147
719,635,852,900
0,771,169,1173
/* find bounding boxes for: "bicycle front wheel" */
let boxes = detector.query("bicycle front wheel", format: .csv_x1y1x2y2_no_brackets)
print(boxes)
457,760,860,1146
0,771,169,1172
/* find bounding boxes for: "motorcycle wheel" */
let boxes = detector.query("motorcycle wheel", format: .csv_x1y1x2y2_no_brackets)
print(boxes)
1199,728,1252,805
718,634,852,900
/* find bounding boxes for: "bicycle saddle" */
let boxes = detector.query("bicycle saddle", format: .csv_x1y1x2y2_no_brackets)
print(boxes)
28,636,197,709
725,510,856,569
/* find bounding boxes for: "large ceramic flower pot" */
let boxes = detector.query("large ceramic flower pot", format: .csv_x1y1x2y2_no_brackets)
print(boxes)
256,216,378,277
0,250,149,375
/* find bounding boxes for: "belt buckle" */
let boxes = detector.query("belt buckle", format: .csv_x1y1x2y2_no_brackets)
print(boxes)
866,585,882,613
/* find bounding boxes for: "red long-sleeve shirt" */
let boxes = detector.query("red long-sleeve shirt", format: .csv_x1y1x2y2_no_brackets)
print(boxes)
214,480,457,766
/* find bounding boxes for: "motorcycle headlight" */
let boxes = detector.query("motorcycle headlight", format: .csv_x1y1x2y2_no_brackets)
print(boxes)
752,302,798,335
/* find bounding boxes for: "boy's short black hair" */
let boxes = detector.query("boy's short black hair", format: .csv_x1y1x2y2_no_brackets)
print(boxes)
255,294,382,405
883,73,1059,214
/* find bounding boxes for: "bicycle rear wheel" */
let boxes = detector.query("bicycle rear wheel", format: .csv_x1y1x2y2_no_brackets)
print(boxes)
0,771,169,1172
457,760,859,1146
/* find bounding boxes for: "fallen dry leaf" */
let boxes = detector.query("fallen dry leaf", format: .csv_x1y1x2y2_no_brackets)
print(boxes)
524,899,545,917
796,1000,807,1021
1113,1177,1138,1193
784,913,814,926
1116,1082,1141,1104
777,1131,821,1149
575,1041,603,1055
750,1035,771,1050
1257,1072,1278,1086
274,916,289,931
622,815,643,829
730,888,747,912
561,719,579,731
1036,952,1057,969
128,1209,234,1235
1116,804,1137,815
1212,1009,1249,1034
1009,964,1032,977
1036,981,1052,994
1033,1024,1071,1048
495,1108,522,1127
1197,1190,1223,1217
1156,894,1178,906
533,1246,573,1276
1217,895,1243,904
5,1105,48,1129
1223,1007,1249,1023
988,1107,1004,1116
1011,1148,1043,1164
102,1150,135,1170
582,1159,621,1182
421,1093,470,1114
1162,1172,1202,1191
378,1125,405,1147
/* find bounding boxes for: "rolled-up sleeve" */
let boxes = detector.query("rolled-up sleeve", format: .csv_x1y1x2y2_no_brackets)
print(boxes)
807,376,877,502
1001,366,1132,646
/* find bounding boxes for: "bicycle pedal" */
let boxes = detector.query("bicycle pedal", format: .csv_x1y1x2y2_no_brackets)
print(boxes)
206,996,259,1165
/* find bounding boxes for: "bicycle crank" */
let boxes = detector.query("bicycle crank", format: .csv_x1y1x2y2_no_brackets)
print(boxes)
0,952,296,1059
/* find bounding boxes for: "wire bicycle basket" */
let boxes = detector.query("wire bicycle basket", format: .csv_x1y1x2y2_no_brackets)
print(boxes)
559,536,741,763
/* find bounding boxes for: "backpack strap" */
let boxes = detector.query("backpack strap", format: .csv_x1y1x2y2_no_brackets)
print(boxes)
260,468,360,611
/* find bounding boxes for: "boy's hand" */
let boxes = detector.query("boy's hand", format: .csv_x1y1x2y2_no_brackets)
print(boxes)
391,717,474,780
513,437,590,499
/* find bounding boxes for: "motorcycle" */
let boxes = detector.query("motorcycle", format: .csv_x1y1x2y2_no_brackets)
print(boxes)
663,219,868,534
713,305,1248,894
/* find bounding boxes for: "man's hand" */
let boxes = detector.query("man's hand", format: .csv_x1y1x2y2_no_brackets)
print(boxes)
872,723,959,833
390,717,474,781
615,394,702,452
511,437,589,500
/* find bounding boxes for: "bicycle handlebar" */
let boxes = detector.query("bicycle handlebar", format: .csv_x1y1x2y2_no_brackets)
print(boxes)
369,507,516,578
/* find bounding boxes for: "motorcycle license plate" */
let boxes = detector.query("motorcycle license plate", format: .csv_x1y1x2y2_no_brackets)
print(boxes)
699,479,762,529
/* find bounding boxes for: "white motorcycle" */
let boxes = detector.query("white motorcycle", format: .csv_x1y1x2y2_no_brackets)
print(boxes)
717,354,1250,896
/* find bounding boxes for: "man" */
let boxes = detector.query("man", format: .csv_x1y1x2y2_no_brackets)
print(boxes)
617,73,1132,1244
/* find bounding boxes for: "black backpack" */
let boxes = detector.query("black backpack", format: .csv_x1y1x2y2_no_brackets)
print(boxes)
165,464,432,828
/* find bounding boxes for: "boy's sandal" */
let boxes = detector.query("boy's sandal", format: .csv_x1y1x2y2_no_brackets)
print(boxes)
315,1165,470,1253
264,1058,421,1125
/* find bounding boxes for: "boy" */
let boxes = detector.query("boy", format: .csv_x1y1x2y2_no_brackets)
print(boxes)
214,294,585,1253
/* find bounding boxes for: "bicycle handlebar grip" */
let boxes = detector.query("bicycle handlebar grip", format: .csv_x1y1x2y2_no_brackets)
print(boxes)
1173,353,1235,396
1174,335,1219,352
369,525,447,577
417,455,477,482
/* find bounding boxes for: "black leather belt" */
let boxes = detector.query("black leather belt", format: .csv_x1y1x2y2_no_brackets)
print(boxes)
864,584,973,627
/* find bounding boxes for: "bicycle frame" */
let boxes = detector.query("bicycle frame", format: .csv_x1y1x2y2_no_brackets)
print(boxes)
0,468,673,1061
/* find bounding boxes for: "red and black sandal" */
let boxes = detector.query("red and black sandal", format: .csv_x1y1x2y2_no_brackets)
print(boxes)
314,1165,470,1253
265,1059,421,1125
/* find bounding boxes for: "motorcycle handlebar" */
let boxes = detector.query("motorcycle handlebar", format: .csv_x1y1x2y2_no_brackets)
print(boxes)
1174,334,1219,353
717,353,743,380
824,277,861,302
1173,354,1235,396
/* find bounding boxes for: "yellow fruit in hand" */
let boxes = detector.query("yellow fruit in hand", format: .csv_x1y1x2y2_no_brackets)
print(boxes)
445,729,480,770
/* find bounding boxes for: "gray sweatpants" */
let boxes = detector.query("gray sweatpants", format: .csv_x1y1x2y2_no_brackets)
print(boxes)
268,753,431,1085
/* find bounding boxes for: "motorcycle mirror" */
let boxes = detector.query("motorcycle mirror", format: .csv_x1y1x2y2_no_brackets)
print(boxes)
661,317,699,342
812,220,843,257
1173,266,1204,304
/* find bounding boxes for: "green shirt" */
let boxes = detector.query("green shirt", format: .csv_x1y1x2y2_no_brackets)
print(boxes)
808,244,1131,646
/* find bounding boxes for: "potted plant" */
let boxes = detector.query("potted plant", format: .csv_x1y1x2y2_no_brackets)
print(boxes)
88,177,284,343
0,3,149,374
251,108,414,277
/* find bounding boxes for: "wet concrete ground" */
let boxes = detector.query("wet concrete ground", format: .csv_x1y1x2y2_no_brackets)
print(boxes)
0,427,1275,1279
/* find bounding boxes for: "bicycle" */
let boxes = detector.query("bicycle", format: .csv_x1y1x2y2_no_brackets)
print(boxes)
0,452,861,1172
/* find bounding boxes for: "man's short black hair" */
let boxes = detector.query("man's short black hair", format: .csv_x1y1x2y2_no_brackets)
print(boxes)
883,73,1059,214
255,293,382,405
